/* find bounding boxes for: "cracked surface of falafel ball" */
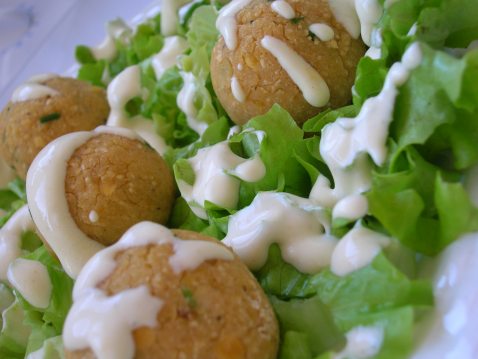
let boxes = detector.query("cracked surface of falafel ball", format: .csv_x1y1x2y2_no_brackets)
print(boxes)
0,77,110,179
210,0,366,126
64,229,279,359
63,133,175,247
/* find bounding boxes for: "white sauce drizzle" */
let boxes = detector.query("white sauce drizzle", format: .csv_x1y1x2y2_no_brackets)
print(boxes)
177,140,266,217
216,0,254,51
106,65,166,154
11,73,60,103
311,42,423,208
261,36,330,107
0,205,35,282
161,0,194,37
335,325,384,359
271,0,296,20
26,132,105,279
365,46,381,59
407,22,418,37
309,23,335,42
231,76,246,102
325,0,383,46
332,194,368,221
26,126,143,280
90,19,132,62
227,125,242,139
325,0,360,39
64,222,233,359
64,287,163,359
355,0,383,46
0,156,16,189
177,72,209,136
228,154,266,182
152,36,189,81
223,192,338,274
7,258,53,309
89,211,99,223
330,224,390,276
90,36,118,62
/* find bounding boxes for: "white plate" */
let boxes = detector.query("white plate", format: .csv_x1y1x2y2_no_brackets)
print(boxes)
0,0,156,108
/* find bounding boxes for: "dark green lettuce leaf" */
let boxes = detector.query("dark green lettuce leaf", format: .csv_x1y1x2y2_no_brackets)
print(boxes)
254,244,311,299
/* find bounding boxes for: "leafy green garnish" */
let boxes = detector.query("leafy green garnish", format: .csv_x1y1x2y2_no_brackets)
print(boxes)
290,17,305,25
40,113,61,124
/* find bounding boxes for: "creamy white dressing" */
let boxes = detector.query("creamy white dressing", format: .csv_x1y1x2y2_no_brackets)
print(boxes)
64,287,163,359
309,23,335,42
26,132,105,279
64,222,233,359
90,36,118,62
177,71,209,136
332,194,368,221
7,258,53,309
330,224,390,276
0,156,16,189
161,0,194,37
364,46,381,59
228,154,266,182
335,325,384,359
227,125,242,139
411,232,478,359
407,22,418,37
261,36,330,107
271,0,296,20
231,76,246,102
223,192,338,274
89,210,99,223
90,19,132,62
152,36,189,81
178,140,266,216
216,0,254,51
326,0,360,39
325,0,383,46
355,0,383,47
105,65,166,154
0,205,36,282
11,73,60,103
312,42,422,208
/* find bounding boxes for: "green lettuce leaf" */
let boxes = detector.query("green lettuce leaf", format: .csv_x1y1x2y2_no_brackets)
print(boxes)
254,244,311,299
185,5,220,56
0,179,27,229
270,295,346,356
0,299,31,358
13,246,74,356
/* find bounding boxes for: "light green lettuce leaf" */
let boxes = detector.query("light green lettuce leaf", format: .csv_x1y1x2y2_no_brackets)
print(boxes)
0,179,27,229
0,299,31,358
185,5,220,56
13,246,74,356
270,295,346,357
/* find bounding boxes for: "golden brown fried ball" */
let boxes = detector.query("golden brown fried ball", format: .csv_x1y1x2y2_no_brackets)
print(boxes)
210,0,366,126
64,229,279,359
64,133,175,246
0,77,109,179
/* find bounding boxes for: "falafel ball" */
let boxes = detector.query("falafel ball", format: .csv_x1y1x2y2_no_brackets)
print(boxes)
64,229,279,359
60,133,175,247
0,77,110,179
210,0,366,126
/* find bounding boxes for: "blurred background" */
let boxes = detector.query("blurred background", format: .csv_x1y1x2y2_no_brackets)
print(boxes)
0,0,158,108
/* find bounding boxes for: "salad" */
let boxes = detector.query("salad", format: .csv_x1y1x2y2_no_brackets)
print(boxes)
0,0,478,358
